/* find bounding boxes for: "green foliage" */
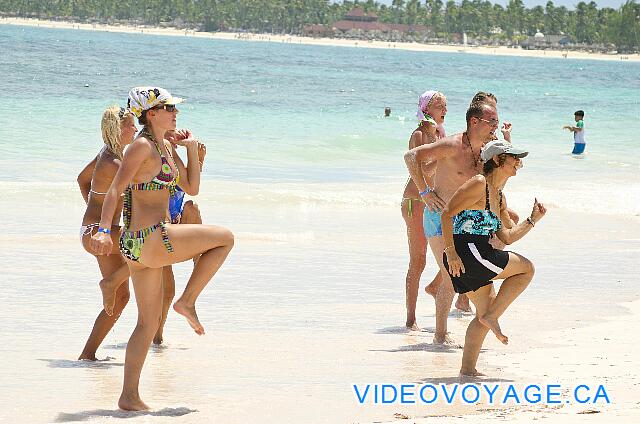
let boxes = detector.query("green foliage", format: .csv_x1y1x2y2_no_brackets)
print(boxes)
0,0,637,51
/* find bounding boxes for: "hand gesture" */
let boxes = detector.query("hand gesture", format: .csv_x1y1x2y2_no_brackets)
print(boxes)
172,136,198,149
173,128,193,141
90,231,113,256
197,141,207,164
530,198,547,224
501,122,512,142
445,247,465,277
421,190,446,213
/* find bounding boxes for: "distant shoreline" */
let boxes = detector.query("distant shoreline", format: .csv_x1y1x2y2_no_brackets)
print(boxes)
3,16,640,63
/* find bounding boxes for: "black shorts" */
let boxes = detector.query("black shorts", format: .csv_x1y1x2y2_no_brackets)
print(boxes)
443,234,510,294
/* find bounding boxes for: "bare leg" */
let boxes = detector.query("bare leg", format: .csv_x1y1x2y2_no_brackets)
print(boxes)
180,200,203,265
99,263,130,316
429,236,457,345
154,266,176,345
118,266,163,411
79,252,130,361
461,285,495,375
402,199,426,330
424,272,441,299
460,252,535,374
455,293,472,312
479,253,535,345
139,224,234,335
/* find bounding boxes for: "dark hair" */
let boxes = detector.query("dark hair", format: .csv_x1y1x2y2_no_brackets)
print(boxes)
483,154,508,175
471,92,497,105
137,110,149,126
574,110,584,118
466,102,493,126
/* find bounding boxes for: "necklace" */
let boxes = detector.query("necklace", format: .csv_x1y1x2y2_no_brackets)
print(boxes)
463,132,479,170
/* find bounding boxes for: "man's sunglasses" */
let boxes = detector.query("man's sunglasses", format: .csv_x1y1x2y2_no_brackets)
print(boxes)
477,117,499,126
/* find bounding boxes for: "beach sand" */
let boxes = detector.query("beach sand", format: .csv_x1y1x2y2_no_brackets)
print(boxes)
1,179,639,422
2,16,640,63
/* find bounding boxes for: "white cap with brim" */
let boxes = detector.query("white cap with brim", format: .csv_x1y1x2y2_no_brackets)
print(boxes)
480,140,529,163
127,87,185,118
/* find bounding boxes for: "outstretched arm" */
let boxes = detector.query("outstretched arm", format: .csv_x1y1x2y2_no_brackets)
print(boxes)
78,156,97,204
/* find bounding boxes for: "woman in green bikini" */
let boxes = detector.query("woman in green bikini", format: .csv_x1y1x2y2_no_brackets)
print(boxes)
402,90,470,330
91,87,234,411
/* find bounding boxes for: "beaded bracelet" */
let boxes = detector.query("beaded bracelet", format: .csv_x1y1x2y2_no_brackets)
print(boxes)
98,227,111,234
419,187,431,196
526,217,535,227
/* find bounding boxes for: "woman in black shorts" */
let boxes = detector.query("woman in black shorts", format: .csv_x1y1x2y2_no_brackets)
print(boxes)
440,140,547,376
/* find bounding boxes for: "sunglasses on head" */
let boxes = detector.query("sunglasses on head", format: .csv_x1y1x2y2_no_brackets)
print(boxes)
153,104,178,112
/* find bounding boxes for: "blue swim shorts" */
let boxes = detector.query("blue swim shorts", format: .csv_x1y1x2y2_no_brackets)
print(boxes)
572,143,586,155
423,208,443,237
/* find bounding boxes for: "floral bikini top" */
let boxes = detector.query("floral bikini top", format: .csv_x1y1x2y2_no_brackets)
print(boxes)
129,128,179,193
453,183,502,236
123,129,179,229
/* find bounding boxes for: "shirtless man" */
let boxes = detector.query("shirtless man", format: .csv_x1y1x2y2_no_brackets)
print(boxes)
404,102,498,345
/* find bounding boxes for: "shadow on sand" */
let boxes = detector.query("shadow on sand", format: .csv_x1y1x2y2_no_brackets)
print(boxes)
54,407,197,422
38,358,123,369
375,326,436,335
370,342,460,353
420,375,514,385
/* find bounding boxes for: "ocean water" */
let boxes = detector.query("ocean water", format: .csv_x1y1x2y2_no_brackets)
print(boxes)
1,24,639,423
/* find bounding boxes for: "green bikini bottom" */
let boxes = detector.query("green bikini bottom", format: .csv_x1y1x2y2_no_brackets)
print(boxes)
119,221,174,262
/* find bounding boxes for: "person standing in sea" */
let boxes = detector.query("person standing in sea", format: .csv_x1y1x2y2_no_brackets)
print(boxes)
404,101,497,345
90,87,234,410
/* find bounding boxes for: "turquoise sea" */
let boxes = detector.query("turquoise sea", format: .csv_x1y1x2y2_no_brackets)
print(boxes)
1,24,639,423
1,25,639,211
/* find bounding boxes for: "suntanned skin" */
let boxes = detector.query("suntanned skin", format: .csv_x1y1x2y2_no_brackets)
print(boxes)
77,113,136,361
404,104,498,345
91,101,233,411
440,154,546,376
402,94,470,331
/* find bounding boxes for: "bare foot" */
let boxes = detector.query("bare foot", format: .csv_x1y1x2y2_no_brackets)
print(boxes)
479,315,508,345
118,394,150,411
99,278,118,316
460,369,486,378
424,283,438,299
455,295,472,313
78,355,98,361
424,273,441,299
153,332,164,345
173,301,204,335
433,332,462,348
406,322,421,331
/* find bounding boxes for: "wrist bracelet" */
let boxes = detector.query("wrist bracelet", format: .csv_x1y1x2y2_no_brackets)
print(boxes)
526,217,535,227
98,227,111,234
419,187,431,196
444,245,455,252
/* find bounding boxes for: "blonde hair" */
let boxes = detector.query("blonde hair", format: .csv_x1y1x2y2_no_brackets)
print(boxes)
101,105,131,159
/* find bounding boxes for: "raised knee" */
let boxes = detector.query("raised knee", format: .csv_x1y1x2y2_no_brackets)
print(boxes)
224,229,235,248
524,259,535,275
